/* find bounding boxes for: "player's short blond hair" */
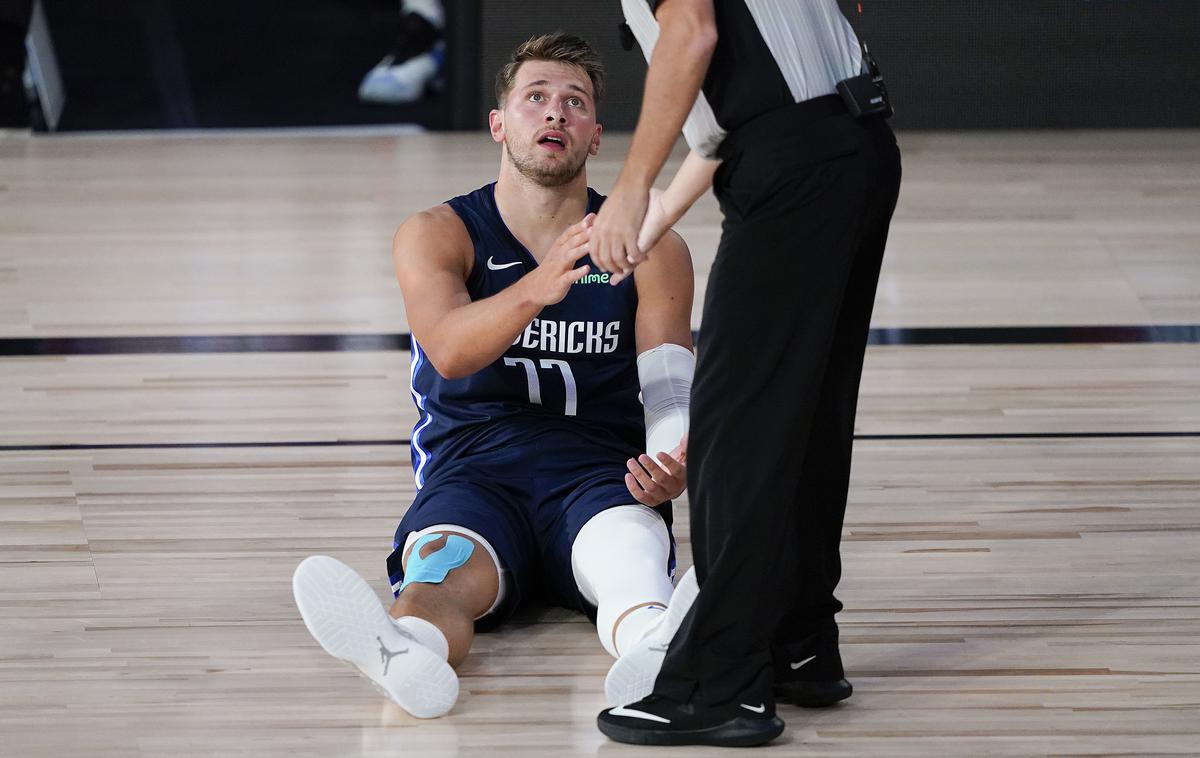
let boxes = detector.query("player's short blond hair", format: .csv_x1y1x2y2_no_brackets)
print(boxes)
494,32,605,107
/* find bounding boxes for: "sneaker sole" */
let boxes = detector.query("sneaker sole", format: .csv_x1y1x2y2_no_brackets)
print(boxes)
604,643,667,707
775,678,853,708
604,567,700,707
597,714,785,747
292,555,458,718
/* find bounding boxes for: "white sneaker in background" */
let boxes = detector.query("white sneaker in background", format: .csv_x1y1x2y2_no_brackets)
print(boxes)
358,47,442,105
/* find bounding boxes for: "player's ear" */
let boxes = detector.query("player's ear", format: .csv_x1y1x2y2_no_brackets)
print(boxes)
489,109,504,144
589,124,602,156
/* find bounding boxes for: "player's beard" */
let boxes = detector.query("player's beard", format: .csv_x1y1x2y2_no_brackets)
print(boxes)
506,140,588,188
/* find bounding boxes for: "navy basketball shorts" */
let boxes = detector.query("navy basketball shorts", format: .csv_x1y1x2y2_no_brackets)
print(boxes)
386,439,674,630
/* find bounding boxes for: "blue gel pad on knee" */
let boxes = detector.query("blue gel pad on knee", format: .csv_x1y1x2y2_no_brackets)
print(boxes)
399,533,475,592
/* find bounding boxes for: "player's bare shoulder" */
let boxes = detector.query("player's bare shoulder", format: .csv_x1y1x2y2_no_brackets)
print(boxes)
391,203,475,281
634,229,695,297
651,229,693,269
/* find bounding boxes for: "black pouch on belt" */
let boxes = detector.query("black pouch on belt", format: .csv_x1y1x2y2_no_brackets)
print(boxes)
836,43,894,119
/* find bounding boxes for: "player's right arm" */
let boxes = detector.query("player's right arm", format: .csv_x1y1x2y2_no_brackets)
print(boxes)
392,206,594,380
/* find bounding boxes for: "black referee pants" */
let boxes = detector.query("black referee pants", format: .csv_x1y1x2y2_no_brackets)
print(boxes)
654,97,902,707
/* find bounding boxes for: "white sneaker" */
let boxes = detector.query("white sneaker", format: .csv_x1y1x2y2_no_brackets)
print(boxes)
358,49,441,105
292,555,459,718
604,566,700,707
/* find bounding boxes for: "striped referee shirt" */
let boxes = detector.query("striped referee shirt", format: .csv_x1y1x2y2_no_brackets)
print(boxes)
620,0,863,158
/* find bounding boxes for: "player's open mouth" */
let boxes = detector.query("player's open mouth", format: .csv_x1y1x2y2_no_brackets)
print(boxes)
537,132,567,151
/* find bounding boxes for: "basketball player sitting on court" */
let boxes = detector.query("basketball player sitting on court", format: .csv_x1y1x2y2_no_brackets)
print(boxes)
291,32,701,719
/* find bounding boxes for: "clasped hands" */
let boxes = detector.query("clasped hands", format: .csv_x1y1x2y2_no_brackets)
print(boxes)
589,180,672,286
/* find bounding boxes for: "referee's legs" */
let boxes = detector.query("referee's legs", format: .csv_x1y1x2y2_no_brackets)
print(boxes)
773,122,902,687
653,145,877,708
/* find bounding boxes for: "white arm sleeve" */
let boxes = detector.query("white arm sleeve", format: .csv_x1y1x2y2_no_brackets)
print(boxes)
637,342,695,458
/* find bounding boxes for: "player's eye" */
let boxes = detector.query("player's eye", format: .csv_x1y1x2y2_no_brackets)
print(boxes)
568,97,583,108
529,92,544,102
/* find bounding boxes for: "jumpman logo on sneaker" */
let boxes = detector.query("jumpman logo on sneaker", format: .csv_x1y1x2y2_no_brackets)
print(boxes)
789,655,817,670
376,636,409,676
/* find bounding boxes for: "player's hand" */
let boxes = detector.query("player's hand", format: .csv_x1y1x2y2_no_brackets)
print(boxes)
624,435,687,506
517,214,594,306
635,187,672,257
671,433,687,465
591,179,648,286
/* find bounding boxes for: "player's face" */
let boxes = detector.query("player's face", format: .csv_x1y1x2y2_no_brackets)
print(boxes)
491,60,602,187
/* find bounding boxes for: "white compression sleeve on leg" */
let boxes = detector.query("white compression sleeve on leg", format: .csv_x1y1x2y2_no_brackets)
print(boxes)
637,343,695,458
571,505,675,658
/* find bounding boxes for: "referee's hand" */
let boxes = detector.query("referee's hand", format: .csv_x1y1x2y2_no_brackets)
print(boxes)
591,180,649,285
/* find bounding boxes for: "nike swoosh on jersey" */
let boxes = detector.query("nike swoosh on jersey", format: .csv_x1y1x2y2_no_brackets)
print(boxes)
486,256,523,271
790,655,817,670
740,703,767,714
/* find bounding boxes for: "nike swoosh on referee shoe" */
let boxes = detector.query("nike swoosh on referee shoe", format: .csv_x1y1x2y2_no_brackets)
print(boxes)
740,703,766,714
790,655,817,670
610,706,671,723
487,256,522,271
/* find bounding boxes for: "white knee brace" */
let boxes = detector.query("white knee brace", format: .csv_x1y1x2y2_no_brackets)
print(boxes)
571,505,676,658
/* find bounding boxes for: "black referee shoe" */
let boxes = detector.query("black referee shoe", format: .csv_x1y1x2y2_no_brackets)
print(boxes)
776,675,853,708
773,625,853,708
597,694,784,747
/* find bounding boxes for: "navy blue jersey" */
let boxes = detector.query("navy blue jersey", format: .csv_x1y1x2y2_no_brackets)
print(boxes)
408,183,645,488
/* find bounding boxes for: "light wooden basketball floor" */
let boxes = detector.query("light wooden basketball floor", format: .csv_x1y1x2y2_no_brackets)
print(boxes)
2,128,1199,756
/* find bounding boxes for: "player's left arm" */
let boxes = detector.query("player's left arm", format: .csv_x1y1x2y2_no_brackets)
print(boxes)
624,230,695,507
